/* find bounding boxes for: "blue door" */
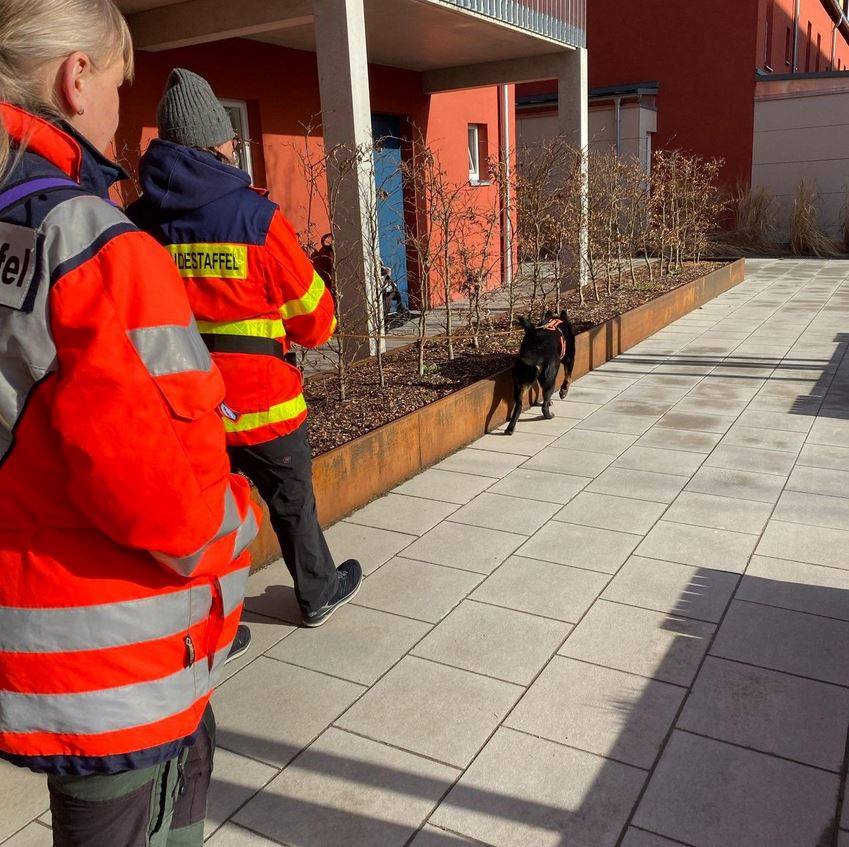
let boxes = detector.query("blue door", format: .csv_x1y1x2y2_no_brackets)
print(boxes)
371,114,409,308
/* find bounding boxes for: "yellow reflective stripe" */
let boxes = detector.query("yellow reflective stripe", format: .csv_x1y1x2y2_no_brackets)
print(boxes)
222,395,308,433
167,243,248,279
329,315,338,335
279,272,327,321
196,318,285,339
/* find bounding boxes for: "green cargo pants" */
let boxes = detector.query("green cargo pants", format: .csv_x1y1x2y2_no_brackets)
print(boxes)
47,708,215,847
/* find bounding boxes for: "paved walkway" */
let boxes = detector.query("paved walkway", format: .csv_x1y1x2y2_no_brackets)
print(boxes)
5,258,849,846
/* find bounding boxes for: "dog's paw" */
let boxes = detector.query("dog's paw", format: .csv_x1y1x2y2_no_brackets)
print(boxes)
542,408,555,420
559,388,569,399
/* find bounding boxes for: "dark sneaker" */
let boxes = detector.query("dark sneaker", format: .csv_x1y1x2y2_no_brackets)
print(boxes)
225,624,252,664
302,560,363,628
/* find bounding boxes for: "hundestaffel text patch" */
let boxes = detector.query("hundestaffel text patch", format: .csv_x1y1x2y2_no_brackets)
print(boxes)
0,223,37,311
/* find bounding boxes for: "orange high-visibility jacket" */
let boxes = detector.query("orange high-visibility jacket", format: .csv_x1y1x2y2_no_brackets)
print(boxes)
128,140,336,447
0,105,261,773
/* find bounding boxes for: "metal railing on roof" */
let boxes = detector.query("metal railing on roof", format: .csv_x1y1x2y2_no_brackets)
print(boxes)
443,0,586,48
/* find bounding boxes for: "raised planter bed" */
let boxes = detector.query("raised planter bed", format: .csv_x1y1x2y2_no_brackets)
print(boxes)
248,258,746,570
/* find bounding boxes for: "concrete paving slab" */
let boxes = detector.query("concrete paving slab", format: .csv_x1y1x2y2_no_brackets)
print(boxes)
400,522,525,575
602,556,738,622
234,727,458,847
412,600,570,685
205,748,278,840
786,464,849,499
469,431,558,457
241,560,302,624
487,467,588,504
620,829,689,847
524,445,617,478
1,825,53,847
447,492,560,536
345,494,458,536
588,467,689,504
408,826,479,845
324,521,417,575
633,731,839,847
433,449,525,479
519,521,640,574
471,556,608,623
267,604,430,686
205,824,280,846
757,520,849,570
773,489,849,531
559,600,714,687
612,445,705,477
636,521,758,574
686,466,786,504
704,444,796,476
431,727,646,847
492,411,580,436
662,491,773,535
336,656,521,768
740,555,849,621
354,557,482,624
655,411,737,434
807,417,849,446
736,408,814,432
506,656,685,769
553,491,667,535
574,411,659,436
711,600,849,686
216,612,296,685
636,427,724,454
551,429,640,455
213,657,364,767
393,469,494,506
679,656,849,772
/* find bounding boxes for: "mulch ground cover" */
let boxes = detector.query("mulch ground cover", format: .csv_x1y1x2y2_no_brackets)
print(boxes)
305,261,728,456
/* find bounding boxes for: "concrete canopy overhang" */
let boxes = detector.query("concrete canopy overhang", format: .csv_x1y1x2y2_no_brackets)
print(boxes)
120,0,575,72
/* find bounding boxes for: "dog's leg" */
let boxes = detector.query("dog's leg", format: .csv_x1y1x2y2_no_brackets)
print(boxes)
540,365,558,420
559,358,574,399
505,383,524,435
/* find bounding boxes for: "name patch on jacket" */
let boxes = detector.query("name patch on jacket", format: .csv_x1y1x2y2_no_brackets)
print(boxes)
167,243,248,279
0,223,37,311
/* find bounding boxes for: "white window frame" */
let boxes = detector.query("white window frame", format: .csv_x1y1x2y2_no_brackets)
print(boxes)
468,124,480,183
219,99,254,181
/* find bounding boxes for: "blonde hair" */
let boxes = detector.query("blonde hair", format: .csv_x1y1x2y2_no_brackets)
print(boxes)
0,0,134,183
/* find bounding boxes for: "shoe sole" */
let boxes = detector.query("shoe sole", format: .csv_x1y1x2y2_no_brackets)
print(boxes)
301,576,362,628
224,641,251,665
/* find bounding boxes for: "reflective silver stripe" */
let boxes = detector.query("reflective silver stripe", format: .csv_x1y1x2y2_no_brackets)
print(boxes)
127,318,212,377
151,485,241,576
0,662,210,735
0,585,212,654
209,644,231,689
233,506,259,560
218,566,251,619
1,196,130,460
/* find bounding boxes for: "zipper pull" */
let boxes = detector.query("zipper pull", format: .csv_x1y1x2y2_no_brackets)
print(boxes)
184,635,195,667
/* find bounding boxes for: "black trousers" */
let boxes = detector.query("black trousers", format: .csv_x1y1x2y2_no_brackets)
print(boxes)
228,422,338,613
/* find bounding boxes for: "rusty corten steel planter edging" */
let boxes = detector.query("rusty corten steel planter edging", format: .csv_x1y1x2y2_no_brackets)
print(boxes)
248,258,745,570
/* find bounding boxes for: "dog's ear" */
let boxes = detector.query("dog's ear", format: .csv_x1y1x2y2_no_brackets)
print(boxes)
543,309,554,322
559,309,569,322
517,316,534,331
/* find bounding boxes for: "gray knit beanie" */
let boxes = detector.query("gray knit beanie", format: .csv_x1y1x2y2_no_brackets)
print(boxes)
156,68,234,149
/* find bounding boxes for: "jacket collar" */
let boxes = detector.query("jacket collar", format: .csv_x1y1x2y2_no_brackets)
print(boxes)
0,103,128,196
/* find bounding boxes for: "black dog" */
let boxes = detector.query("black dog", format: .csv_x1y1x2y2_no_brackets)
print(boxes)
505,309,575,436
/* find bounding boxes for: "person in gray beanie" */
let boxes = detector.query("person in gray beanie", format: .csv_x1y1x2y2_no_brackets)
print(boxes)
127,69,363,639
156,67,236,153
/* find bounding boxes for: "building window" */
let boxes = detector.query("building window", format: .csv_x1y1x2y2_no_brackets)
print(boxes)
785,26,793,65
219,99,254,180
764,0,775,69
467,123,489,184
816,34,822,71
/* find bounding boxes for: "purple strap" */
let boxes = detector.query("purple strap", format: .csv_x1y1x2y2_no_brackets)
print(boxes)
0,177,80,214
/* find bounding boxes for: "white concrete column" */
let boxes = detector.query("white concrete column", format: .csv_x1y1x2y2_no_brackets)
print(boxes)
558,48,589,287
313,0,381,357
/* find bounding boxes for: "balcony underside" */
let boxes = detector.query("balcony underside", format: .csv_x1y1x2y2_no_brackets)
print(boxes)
120,0,581,71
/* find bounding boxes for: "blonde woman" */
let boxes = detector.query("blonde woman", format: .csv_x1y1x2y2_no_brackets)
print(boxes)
0,1,260,844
